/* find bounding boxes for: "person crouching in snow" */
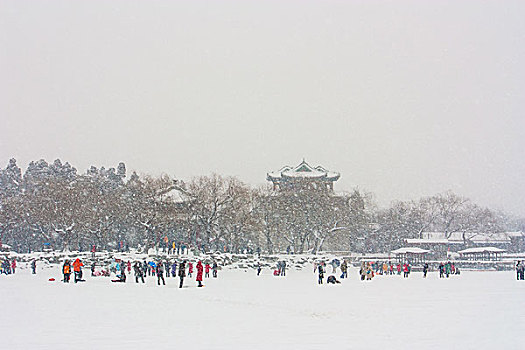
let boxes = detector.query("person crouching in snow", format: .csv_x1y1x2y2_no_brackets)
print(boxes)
205,263,211,278
112,269,126,283
326,275,341,284
196,261,204,287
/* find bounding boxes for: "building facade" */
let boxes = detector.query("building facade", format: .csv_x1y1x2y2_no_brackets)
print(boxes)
266,160,340,192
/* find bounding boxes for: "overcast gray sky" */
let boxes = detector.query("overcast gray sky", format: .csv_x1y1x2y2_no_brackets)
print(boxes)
1,0,524,215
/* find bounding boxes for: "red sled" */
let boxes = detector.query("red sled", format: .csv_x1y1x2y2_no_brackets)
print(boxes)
273,270,279,276
48,278,55,281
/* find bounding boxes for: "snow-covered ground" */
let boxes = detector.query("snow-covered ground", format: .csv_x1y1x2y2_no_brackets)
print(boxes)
1,265,524,350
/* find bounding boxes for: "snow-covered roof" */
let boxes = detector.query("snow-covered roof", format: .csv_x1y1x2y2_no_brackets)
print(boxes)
417,232,519,244
405,238,459,245
157,185,192,204
417,232,465,242
506,231,525,238
1,244,11,249
458,247,506,254
267,160,340,181
469,234,511,244
391,247,430,255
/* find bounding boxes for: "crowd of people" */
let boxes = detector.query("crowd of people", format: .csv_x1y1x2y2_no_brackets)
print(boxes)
82,258,219,288
274,261,287,276
355,261,412,280
313,259,348,284
9,254,525,287
0,257,16,274
438,261,460,278
309,259,467,284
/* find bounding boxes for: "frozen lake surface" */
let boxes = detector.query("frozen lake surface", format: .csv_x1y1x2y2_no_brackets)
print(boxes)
1,266,524,349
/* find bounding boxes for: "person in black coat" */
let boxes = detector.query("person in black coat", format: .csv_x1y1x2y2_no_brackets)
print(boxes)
326,275,341,284
178,261,186,288
156,262,165,285
31,260,37,274
212,261,218,278
134,262,145,283
164,261,170,278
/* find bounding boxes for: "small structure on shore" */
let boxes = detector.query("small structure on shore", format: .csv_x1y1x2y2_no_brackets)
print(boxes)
458,247,506,261
391,247,430,264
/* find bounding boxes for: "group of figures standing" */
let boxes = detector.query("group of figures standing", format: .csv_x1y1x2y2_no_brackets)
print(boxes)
62,258,85,283
60,257,219,288
358,261,413,280
128,260,218,288
438,261,460,278
314,259,348,284
0,257,16,275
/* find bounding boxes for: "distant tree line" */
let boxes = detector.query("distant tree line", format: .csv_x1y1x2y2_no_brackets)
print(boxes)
0,158,523,253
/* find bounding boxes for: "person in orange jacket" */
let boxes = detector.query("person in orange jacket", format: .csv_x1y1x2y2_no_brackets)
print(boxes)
73,258,84,283
63,260,72,283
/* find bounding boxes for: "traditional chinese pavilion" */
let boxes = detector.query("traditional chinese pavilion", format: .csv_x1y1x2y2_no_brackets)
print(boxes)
266,160,340,192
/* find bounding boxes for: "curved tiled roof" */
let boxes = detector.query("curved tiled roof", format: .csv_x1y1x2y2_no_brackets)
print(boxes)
267,160,340,181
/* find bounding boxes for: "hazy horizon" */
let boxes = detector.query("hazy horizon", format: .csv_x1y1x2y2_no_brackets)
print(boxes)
1,1,524,216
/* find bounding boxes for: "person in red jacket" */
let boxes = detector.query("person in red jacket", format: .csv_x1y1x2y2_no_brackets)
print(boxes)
11,259,16,274
204,263,211,278
73,258,84,283
403,263,409,278
188,262,193,277
196,261,204,287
